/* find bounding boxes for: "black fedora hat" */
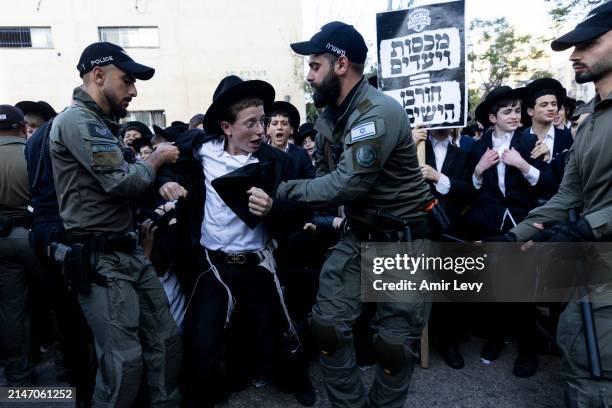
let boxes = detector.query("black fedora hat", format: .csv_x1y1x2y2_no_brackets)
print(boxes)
132,135,153,152
524,78,566,106
269,101,300,130
120,121,152,138
15,100,56,121
203,75,275,133
475,86,524,128
294,122,316,146
153,123,188,143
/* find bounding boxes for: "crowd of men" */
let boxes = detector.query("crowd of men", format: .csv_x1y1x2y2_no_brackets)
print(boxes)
0,2,611,407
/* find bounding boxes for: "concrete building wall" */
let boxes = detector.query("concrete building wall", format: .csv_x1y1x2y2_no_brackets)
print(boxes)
0,0,305,126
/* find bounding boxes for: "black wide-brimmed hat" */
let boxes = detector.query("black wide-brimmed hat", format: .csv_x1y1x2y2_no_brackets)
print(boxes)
15,100,56,121
269,101,300,130
203,75,275,133
120,121,152,138
132,135,153,152
475,86,525,128
524,78,566,106
153,123,188,143
551,2,612,51
294,122,316,146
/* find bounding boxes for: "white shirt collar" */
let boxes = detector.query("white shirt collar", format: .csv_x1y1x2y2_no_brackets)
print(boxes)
428,134,451,147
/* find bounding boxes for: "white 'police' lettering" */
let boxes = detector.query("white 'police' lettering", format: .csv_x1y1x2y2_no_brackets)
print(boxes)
325,43,346,56
90,56,114,66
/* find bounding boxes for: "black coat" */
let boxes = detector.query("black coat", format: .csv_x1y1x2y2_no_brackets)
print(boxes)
463,130,556,239
286,143,315,180
521,127,574,203
424,140,472,233
548,127,574,187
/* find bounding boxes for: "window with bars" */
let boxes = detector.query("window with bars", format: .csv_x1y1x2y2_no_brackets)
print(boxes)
98,26,159,48
122,110,166,128
0,27,53,48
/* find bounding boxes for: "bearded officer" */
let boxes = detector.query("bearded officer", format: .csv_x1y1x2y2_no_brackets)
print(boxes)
507,3,612,406
277,22,437,408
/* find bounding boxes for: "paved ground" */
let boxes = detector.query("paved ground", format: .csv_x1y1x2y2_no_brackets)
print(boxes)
1,337,563,407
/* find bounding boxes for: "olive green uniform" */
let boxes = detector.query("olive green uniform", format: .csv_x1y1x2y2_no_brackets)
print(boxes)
50,87,181,407
512,91,612,407
0,135,36,386
277,77,434,408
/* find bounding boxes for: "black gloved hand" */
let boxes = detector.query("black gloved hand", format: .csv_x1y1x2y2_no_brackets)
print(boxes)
531,219,595,243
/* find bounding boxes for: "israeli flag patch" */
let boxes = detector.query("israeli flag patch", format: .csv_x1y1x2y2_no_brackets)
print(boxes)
350,122,376,142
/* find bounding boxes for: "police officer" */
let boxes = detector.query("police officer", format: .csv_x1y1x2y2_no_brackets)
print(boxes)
25,102,97,405
277,22,436,408
0,105,36,387
49,42,182,407
507,3,612,406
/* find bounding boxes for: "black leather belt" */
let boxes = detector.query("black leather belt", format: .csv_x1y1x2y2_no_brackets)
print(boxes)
349,218,438,242
208,249,260,266
66,231,137,253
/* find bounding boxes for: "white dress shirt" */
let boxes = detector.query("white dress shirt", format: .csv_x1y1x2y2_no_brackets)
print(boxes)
429,135,451,195
530,125,555,163
472,131,540,194
472,131,541,229
199,138,268,253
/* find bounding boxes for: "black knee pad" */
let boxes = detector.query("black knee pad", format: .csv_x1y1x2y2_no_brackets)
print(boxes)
374,335,410,376
309,317,341,356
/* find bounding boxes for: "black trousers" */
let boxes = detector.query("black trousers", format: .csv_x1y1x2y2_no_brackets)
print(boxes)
182,251,282,407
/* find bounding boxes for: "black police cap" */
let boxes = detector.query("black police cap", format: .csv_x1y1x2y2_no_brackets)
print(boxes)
0,105,25,130
290,21,368,64
77,42,155,80
551,2,612,51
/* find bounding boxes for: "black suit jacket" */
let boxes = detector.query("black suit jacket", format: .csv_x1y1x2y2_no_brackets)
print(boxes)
523,126,574,202
424,140,472,232
286,143,315,180
549,127,573,186
464,129,556,239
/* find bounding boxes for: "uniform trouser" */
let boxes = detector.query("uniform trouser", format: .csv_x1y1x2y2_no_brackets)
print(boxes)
557,295,612,407
30,222,96,403
182,258,282,407
0,226,35,386
78,247,182,408
312,233,431,408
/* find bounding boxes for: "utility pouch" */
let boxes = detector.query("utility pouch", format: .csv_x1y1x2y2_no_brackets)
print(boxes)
64,243,93,295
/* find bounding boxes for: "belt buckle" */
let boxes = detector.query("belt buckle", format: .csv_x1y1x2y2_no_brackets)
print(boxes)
225,253,247,264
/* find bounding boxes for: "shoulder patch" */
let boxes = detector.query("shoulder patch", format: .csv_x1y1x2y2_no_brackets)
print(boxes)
87,123,113,140
350,122,376,142
356,98,374,114
354,144,377,168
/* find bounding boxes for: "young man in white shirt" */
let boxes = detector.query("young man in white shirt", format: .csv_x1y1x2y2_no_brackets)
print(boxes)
523,78,574,192
466,86,555,377
158,76,311,407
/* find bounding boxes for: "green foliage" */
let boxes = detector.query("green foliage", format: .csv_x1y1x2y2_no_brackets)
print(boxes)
468,17,547,94
530,69,555,80
544,0,606,26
